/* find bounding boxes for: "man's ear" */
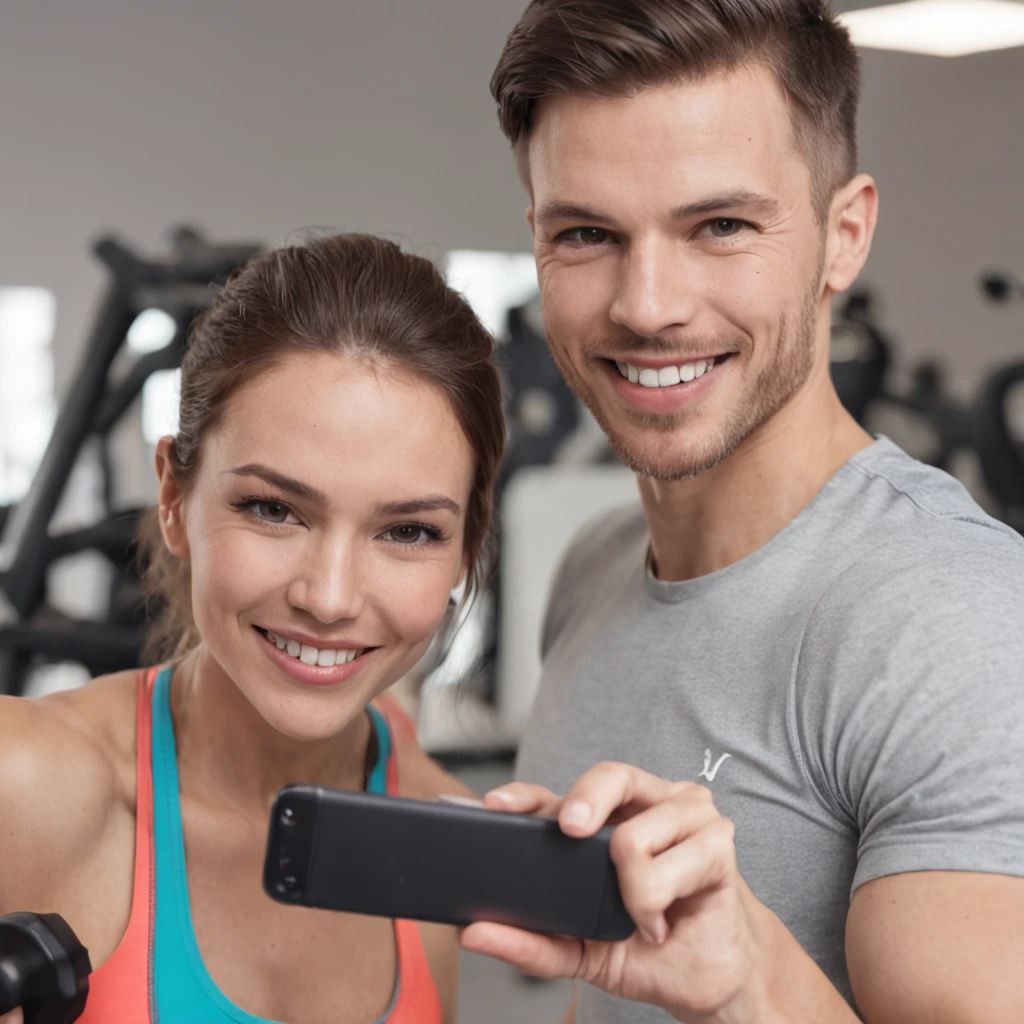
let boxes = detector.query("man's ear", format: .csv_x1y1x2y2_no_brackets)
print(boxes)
526,206,536,235
824,173,879,295
154,436,189,560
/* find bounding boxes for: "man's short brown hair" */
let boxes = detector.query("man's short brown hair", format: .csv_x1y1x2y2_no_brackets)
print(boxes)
491,0,860,222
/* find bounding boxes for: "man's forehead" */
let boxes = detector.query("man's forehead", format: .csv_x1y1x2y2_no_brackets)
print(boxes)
525,66,803,202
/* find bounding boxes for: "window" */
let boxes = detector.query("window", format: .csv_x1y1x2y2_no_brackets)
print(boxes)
0,288,57,506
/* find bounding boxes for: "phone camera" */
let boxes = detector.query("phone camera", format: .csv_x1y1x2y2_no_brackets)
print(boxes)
279,806,298,829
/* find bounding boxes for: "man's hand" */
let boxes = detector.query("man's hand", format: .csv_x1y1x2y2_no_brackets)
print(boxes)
460,762,797,1023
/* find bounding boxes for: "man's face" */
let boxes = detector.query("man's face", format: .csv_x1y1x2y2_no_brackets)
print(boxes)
527,66,832,480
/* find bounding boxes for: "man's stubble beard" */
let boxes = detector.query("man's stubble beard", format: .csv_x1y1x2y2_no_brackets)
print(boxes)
547,272,824,483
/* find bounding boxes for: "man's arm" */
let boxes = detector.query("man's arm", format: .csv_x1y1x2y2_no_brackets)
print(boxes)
847,871,1024,1023
462,766,1024,1024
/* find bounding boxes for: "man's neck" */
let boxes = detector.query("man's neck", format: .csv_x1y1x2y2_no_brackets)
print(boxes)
640,383,873,583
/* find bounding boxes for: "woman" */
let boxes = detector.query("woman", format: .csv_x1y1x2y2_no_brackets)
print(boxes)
0,233,505,1024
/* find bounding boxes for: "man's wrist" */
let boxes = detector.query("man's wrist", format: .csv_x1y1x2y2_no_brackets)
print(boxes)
668,901,858,1024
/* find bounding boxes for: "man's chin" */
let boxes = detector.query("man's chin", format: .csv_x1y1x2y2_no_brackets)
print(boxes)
605,425,740,482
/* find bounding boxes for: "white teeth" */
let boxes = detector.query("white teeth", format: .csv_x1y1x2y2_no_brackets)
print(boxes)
265,629,363,667
617,358,719,388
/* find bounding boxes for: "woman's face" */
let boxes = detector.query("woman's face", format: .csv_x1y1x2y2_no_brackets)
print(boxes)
158,351,476,741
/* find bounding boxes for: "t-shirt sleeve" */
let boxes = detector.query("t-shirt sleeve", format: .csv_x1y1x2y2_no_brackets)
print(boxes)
796,523,1024,893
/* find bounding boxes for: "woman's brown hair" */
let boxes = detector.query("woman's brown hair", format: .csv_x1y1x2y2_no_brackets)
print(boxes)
138,233,506,662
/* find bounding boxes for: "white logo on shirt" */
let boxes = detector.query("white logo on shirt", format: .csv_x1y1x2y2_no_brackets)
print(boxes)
698,749,732,782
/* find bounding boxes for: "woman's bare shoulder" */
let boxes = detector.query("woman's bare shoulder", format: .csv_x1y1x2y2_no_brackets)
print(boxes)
0,670,139,907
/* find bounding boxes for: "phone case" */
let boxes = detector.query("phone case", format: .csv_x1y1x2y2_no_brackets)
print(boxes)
264,785,635,941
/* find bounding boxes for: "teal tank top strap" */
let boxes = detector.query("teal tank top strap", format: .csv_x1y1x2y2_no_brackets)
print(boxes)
366,703,392,795
149,666,397,1023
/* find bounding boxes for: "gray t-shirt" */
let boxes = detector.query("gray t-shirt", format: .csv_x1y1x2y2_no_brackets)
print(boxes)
516,438,1024,1020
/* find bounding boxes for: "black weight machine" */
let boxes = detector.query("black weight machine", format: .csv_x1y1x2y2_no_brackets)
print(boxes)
976,270,1024,531
830,283,1024,534
0,228,261,697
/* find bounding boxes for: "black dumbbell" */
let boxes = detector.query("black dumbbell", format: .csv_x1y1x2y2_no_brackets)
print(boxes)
0,913,91,1023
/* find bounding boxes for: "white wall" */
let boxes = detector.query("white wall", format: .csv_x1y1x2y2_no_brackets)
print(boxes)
1,0,1022,403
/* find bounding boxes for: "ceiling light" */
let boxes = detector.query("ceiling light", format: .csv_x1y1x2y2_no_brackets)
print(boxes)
839,0,1024,56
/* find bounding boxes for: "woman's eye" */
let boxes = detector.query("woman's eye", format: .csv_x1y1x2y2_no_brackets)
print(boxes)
385,524,439,546
561,227,611,245
251,501,292,524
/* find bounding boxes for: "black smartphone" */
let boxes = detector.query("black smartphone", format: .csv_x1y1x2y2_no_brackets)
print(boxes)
263,785,635,942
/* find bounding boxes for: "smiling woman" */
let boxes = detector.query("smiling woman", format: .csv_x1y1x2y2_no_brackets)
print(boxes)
0,233,505,1024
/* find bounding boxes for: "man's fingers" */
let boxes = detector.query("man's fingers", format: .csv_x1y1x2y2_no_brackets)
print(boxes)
610,787,720,862
557,762,696,836
460,922,585,979
483,781,561,815
616,816,738,944
0,1010,25,1024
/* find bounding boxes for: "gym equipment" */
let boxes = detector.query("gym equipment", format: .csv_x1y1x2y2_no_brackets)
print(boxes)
976,271,1024,531
0,912,90,1023
0,228,261,696
831,290,979,474
980,270,1024,304
830,290,891,425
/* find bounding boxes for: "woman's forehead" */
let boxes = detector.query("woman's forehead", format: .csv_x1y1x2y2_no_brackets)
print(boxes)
205,351,475,502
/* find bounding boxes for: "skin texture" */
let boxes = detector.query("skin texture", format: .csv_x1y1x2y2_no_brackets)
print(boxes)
461,67,1024,1024
0,352,479,1024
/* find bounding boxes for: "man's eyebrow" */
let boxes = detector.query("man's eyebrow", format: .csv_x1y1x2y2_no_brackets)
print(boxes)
375,497,461,517
226,464,328,505
671,191,780,219
536,192,780,228
535,202,618,227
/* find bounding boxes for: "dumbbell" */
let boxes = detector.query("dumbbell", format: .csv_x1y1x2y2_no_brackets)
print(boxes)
0,913,90,1024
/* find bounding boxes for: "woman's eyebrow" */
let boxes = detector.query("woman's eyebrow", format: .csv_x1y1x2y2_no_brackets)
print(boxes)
375,497,461,517
226,463,328,505
226,466,460,517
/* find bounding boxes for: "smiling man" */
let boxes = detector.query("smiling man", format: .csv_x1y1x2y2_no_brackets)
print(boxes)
461,1,1024,1022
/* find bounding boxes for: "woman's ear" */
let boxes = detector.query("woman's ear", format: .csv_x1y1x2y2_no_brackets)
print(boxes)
154,436,189,559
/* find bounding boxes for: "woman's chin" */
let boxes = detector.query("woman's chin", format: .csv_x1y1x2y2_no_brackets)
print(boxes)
251,688,371,745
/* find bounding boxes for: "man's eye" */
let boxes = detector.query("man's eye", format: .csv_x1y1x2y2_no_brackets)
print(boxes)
561,227,611,245
708,218,746,238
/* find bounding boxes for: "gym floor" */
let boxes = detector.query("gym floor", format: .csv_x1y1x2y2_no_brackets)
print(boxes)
451,761,573,1022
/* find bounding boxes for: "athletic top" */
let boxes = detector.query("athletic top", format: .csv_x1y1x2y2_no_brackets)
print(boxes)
79,664,443,1023
517,437,1024,1022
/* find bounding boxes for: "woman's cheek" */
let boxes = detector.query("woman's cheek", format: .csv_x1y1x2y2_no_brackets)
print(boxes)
194,528,290,616
383,561,459,641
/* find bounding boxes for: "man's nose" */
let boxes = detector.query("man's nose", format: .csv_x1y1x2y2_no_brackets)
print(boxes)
608,234,698,340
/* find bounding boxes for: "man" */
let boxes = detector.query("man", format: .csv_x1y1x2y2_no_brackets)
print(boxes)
460,1,1024,1022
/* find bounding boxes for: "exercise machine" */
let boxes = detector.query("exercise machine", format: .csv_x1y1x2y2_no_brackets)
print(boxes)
0,228,260,696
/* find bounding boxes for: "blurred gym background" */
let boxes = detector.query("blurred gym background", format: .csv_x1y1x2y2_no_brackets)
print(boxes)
1,1,1022,1019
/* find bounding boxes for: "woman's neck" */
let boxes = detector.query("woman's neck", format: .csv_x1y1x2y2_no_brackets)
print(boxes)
168,648,373,819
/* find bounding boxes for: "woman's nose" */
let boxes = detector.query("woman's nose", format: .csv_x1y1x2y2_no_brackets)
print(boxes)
286,540,365,624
